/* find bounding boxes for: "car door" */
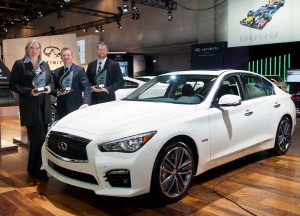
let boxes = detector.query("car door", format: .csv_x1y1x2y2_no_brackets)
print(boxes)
209,74,274,161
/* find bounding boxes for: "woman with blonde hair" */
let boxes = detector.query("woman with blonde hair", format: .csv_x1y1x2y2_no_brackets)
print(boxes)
9,39,54,181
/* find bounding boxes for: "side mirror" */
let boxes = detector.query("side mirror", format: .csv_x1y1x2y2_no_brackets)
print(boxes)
218,94,241,107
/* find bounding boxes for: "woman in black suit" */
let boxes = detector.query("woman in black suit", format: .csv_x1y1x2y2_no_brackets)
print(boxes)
86,41,124,105
9,39,54,181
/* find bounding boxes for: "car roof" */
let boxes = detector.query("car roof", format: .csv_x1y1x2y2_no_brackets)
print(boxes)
159,69,253,77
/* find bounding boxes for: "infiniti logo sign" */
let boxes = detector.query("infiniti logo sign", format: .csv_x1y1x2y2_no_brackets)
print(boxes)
58,142,68,152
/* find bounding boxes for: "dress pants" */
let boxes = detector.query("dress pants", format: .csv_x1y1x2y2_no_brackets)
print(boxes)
26,95,48,177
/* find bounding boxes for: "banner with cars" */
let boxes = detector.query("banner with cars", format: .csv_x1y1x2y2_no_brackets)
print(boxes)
228,0,299,47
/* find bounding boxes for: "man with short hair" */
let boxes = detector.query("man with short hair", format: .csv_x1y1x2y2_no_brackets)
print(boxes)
52,47,91,119
86,41,124,105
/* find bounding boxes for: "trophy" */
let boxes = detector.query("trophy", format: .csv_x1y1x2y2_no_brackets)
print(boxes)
32,71,47,93
60,70,74,91
94,69,107,89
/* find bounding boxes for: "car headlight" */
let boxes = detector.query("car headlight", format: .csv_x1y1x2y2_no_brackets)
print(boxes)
98,131,157,153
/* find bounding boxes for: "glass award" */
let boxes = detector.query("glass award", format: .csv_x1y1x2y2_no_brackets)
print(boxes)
32,71,47,93
94,69,107,89
60,70,74,91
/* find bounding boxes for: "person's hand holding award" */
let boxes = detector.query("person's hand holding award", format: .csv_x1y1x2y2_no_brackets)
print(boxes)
32,71,47,93
60,70,74,92
94,69,107,89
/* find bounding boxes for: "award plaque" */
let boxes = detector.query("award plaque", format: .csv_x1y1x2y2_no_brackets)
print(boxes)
32,71,47,93
94,69,107,89
60,70,74,91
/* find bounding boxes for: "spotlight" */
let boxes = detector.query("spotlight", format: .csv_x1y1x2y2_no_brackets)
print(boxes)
37,12,43,18
3,27,8,33
95,26,99,33
123,2,128,13
117,21,122,29
83,28,88,32
131,1,141,20
168,10,173,21
100,25,104,32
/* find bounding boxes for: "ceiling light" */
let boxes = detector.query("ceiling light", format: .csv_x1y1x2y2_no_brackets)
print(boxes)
95,26,99,33
117,21,122,29
83,28,88,32
168,10,173,21
100,25,104,32
123,2,128,13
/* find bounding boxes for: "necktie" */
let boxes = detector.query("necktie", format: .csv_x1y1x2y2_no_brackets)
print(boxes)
64,67,69,73
97,62,102,74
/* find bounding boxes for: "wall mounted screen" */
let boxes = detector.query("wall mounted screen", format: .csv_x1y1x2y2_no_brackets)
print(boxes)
228,0,299,47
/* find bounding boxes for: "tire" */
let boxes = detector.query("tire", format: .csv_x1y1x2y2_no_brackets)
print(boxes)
271,116,292,155
150,141,194,203
50,105,57,125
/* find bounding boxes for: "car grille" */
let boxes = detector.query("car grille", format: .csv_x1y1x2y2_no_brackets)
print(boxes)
48,160,98,185
46,131,91,162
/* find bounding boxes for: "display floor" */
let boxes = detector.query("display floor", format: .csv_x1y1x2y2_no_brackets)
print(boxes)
0,116,299,215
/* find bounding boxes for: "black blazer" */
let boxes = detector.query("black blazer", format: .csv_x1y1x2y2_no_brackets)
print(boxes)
86,58,124,104
52,64,91,119
9,59,54,126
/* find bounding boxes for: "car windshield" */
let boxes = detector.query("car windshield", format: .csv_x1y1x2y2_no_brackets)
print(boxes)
124,74,217,104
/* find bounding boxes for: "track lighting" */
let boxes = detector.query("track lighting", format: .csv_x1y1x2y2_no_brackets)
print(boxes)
168,10,173,21
117,21,122,29
37,12,43,18
123,1,129,13
131,1,141,20
83,28,88,32
95,26,99,33
100,25,104,32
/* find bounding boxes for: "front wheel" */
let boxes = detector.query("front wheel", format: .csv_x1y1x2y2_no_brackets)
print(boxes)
271,116,292,155
150,142,194,203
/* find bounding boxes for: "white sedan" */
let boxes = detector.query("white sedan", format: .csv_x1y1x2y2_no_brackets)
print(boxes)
42,70,296,202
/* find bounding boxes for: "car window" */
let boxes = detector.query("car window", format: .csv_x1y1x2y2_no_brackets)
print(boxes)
122,80,139,89
240,73,275,100
215,76,240,101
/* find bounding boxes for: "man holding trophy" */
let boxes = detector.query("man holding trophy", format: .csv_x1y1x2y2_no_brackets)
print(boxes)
86,41,124,105
52,47,91,119
9,39,54,182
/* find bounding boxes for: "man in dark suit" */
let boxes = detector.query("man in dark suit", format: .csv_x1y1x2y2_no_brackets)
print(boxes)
86,41,124,105
52,47,91,119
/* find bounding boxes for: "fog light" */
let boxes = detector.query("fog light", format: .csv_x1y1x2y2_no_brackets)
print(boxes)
105,169,131,187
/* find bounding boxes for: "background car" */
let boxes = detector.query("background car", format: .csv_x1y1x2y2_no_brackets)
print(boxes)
50,76,145,122
291,92,300,116
263,75,288,92
115,76,145,100
42,70,296,203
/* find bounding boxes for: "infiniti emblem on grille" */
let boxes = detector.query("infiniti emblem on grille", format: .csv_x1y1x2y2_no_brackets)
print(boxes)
58,142,68,152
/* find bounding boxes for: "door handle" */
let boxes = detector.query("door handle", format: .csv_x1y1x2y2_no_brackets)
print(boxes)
245,110,253,116
274,102,280,108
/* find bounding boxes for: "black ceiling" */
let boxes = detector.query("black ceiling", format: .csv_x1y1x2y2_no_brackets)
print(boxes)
0,0,177,37
0,0,92,28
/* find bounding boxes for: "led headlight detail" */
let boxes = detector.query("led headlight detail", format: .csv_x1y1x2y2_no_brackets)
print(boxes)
98,131,157,152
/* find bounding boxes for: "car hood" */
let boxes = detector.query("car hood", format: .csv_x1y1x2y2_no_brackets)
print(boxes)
52,100,197,136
